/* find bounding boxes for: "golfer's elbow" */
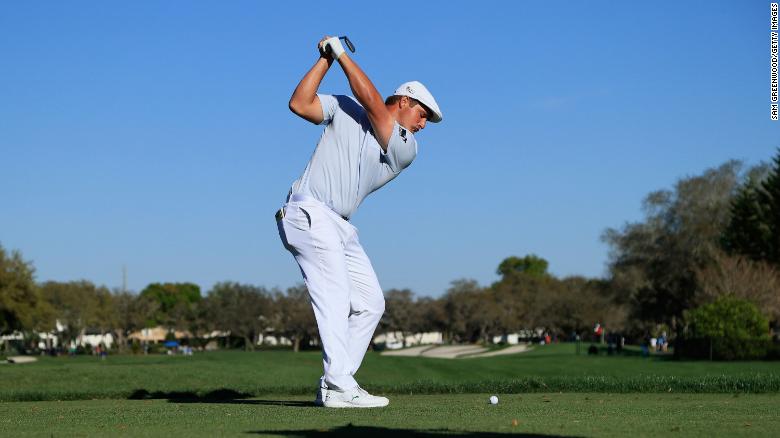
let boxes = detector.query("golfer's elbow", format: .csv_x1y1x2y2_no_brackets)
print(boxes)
288,97,302,116
288,98,307,119
289,98,323,124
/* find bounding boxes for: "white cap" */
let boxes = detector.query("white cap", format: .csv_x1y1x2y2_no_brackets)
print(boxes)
393,81,443,123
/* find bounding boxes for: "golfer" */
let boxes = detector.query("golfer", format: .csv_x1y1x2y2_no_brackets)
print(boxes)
276,35,442,408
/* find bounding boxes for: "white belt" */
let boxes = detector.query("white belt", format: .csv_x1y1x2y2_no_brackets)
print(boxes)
289,193,318,204
285,193,350,221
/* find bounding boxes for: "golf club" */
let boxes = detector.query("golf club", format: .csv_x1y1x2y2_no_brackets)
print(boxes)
325,35,356,56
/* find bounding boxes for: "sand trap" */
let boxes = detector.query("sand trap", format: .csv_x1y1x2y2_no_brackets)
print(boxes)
7,356,37,364
421,345,487,358
381,344,532,359
380,345,435,356
464,344,530,358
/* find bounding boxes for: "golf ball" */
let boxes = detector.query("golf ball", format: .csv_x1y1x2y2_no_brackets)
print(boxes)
489,395,499,404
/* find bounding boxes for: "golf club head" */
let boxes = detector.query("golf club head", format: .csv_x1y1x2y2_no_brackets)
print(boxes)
340,36,355,53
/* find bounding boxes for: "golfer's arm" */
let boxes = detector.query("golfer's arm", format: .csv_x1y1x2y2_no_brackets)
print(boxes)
289,57,333,124
336,55,394,151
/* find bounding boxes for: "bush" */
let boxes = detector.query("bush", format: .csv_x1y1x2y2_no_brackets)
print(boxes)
687,296,769,339
767,341,780,360
675,337,771,360
75,345,89,355
678,296,771,360
130,340,141,355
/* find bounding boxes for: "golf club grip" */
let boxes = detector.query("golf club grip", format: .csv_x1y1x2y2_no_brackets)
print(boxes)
324,36,355,56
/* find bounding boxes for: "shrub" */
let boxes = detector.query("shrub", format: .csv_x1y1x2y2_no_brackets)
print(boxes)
679,296,771,360
687,296,769,339
147,342,164,354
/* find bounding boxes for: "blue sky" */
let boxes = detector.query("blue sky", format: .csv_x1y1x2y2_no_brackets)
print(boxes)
1,2,777,297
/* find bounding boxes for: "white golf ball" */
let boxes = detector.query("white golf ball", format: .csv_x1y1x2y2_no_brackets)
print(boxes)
489,395,499,405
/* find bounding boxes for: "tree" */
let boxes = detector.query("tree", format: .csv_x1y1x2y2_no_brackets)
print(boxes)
139,282,201,328
497,255,549,278
761,149,780,264
415,296,448,335
694,249,780,323
381,289,421,347
602,161,744,333
272,285,317,352
491,260,628,340
721,149,780,267
441,279,496,343
110,290,160,353
544,276,624,337
0,245,41,352
491,272,542,334
205,282,272,351
722,176,772,261
39,281,112,346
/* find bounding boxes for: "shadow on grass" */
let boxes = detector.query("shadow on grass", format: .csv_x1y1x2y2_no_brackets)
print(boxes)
246,424,577,437
128,389,316,407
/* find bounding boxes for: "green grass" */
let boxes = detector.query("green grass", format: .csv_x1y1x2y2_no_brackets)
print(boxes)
3,345,780,436
1,393,779,437
2,344,779,402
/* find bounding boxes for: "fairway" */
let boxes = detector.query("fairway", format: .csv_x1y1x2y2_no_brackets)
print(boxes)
3,344,780,402
3,345,780,436
1,393,778,437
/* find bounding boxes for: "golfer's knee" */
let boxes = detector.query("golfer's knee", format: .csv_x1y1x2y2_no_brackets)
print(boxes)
352,296,384,317
373,296,385,315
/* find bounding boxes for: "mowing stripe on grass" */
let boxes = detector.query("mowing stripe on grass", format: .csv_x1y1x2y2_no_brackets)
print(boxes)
4,346,779,402
3,374,780,402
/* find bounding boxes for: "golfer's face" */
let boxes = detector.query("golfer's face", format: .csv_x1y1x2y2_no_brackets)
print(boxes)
398,97,428,134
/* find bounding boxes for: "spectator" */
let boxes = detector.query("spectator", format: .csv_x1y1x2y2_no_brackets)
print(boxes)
641,334,650,357
658,331,667,352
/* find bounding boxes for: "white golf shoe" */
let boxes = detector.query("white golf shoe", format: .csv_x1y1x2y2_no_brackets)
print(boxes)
323,386,389,408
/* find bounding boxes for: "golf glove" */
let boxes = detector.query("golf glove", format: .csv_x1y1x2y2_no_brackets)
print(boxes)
323,36,345,60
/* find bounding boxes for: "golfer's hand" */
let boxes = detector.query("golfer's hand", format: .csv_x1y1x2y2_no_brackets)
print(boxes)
318,36,331,58
319,35,346,61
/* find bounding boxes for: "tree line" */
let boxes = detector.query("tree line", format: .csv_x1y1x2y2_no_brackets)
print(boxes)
603,149,780,342
0,268,319,353
0,248,616,353
2,149,779,353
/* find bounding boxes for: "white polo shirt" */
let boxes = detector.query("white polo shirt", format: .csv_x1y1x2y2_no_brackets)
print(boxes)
289,94,418,219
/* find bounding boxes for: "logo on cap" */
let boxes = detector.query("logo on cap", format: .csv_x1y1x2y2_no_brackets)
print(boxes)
406,86,414,94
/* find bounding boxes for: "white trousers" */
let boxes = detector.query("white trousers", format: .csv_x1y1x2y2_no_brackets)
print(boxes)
277,197,385,390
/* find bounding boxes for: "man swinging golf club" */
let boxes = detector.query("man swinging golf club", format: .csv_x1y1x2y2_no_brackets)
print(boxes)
276,35,442,408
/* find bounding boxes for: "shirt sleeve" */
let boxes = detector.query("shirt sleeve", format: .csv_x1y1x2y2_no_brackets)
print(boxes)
382,122,418,173
317,94,339,125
